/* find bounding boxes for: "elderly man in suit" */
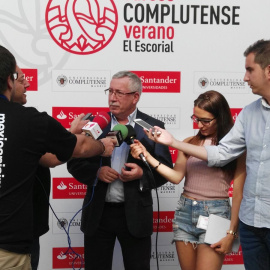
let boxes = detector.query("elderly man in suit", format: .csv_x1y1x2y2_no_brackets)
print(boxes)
67,71,173,270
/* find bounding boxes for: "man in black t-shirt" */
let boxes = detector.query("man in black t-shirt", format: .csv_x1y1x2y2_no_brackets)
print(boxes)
11,64,51,270
0,46,115,270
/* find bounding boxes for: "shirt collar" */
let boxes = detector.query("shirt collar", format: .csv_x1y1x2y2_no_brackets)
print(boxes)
261,98,270,109
111,108,138,128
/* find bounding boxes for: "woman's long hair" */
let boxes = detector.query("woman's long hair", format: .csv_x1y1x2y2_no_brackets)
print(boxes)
188,90,236,176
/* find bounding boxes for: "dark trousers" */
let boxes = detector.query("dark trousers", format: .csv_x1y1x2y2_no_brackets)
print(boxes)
84,202,151,270
239,220,270,270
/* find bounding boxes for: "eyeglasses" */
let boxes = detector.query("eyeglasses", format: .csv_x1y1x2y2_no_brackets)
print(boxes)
191,115,216,126
17,73,26,81
104,88,137,98
13,72,18,80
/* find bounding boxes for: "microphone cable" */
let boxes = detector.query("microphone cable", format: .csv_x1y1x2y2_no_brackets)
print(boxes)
124,123,161,270
142,160,160,270
36,158,102,270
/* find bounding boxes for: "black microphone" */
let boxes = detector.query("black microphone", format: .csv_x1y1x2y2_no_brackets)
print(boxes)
106,124,129,147
125,125,148,164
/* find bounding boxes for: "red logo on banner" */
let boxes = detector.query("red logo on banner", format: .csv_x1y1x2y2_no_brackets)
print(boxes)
169,147,178,163
224,246,244,265
52,247,84,269
230,108,242,122
193,108,242,129
45,0,118,55
52,107,110,128
153,211,174,232
132,71,181,93
21,69,38,91
53,178,87,199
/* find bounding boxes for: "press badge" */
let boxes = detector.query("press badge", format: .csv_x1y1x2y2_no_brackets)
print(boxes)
196,215,209,230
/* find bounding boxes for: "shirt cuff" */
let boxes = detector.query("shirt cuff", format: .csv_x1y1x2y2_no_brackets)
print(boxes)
204,145,221,167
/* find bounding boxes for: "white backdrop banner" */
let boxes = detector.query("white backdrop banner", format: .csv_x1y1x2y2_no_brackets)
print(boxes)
0,0,267,269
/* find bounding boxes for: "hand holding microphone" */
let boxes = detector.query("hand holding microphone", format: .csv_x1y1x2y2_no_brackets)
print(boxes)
130,139,149,161
80,112,116,157
106,123,148,164
124,125,149,165
99,138,116,157
69,113,91,134
106,124,129,146
82,112,110,139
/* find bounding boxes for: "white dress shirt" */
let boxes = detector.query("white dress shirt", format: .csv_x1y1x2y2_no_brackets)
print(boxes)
205,98,270,228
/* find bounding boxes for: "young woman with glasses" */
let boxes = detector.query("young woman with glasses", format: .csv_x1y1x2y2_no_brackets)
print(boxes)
130,90,245,270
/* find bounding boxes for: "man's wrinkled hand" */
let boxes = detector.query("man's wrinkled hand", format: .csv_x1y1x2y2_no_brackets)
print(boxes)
119,163,143,182
98,166,119,183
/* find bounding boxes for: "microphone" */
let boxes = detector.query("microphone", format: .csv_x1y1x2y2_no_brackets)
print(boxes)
106,124,129,147
82,111,111,139
125,125,148,164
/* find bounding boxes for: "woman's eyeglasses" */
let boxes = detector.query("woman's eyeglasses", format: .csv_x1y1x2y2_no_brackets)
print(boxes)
191,115,215,126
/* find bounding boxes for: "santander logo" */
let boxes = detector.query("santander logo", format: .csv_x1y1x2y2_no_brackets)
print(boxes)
57,251,67,260
57,111,67,120
57,181,67,190
45,0,118,55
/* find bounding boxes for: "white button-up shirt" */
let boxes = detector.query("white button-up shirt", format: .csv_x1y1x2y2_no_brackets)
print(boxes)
105,109,137,202
205,98,270,228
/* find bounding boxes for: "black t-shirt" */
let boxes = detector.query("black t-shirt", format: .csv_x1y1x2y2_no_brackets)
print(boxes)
0,99,77,254
33,165,51,238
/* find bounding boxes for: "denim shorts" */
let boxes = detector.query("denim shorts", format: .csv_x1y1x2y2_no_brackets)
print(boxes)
172,194,231,245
